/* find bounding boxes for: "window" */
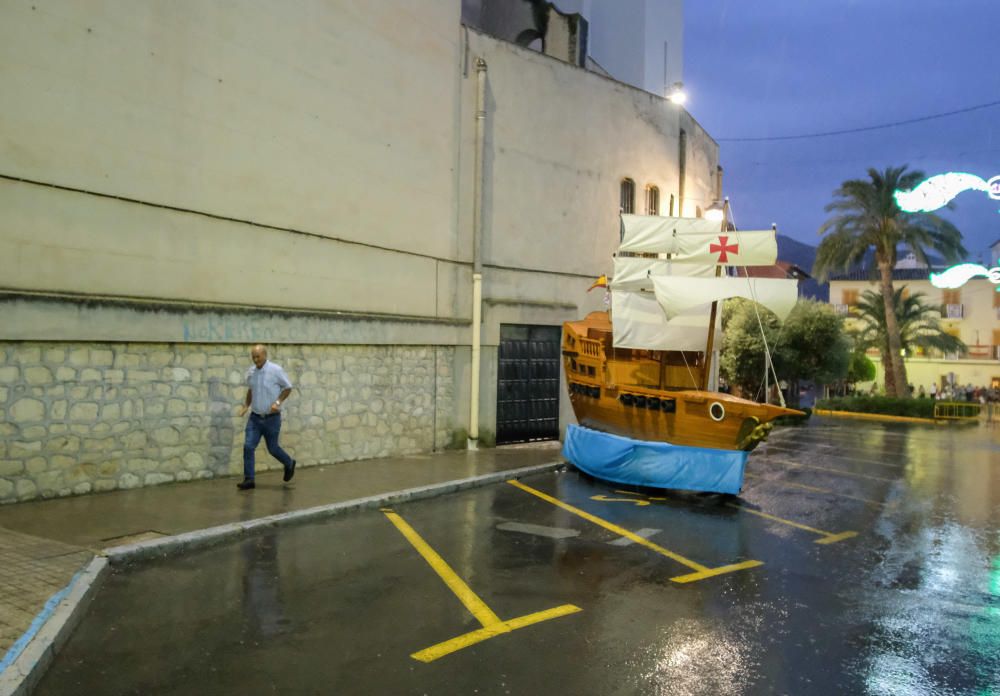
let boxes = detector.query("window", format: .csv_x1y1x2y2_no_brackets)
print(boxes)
842,289,859,306
645,185,660,215
993,290,1000,308
669,194,675,216
620,178,635,214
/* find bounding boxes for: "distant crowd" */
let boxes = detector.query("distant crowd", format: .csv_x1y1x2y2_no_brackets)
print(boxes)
915,383,997,403
850,382,999,403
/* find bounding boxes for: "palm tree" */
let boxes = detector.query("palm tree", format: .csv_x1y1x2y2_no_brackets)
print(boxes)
852,287,967,392
813,166,966,397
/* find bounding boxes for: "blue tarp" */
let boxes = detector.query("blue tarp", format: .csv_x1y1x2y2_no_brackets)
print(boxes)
562,424,748,494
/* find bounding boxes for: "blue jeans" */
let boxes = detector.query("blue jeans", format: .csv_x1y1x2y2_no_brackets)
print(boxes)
243,413,293,480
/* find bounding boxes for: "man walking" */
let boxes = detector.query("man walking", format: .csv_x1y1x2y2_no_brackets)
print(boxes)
237,344,296,490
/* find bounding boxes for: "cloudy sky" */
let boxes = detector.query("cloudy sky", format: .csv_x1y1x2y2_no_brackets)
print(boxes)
684,0,1000,262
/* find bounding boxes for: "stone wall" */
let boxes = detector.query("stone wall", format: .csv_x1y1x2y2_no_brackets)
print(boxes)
0,342,457,504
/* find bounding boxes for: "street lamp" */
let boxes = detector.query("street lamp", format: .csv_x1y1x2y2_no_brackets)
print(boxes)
704,199,726,223
667,81,687,105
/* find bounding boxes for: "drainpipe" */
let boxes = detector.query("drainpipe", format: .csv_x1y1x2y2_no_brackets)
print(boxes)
468,57,487,450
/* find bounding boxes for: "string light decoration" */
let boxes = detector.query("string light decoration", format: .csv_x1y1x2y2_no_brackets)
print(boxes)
929,263,1000,290
893,172,991,212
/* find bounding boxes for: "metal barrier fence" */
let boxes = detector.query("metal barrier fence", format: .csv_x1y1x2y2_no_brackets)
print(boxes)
933,401,982,420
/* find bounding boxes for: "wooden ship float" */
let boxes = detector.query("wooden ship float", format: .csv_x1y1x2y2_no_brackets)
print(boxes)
560,212,804,493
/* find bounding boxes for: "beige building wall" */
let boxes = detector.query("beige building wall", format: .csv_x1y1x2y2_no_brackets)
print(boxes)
0,2,719,502
876,357,999,394
0,0,466,318
456,30,718,434
461,30,715,294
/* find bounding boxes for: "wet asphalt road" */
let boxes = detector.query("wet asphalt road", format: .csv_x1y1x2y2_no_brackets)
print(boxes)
36,419,1000,695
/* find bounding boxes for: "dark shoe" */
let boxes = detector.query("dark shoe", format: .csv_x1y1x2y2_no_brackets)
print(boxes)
237,479,255,490
283,460,296,482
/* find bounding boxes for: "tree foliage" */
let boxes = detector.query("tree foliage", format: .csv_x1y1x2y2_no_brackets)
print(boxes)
774,299,850,386
720,298,780,399
846,350,876,384
812,165,966,397
852,286,967,362
720,298,849,401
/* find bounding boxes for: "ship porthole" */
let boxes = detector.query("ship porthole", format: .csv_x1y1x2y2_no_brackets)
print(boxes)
709,402,726,422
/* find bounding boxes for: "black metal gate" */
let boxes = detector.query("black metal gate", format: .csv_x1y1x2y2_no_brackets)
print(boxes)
496,324,561,444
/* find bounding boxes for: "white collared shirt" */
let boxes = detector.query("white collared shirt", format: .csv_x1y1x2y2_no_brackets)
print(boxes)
246,360,293,415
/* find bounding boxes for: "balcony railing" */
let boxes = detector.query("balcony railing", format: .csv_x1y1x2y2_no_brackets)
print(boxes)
943,304,964,319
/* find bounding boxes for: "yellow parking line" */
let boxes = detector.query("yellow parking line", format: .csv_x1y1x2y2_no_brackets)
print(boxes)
382,509,581,662
383,510,501,626
507,480,762,583
743,473,894,508
724,503,857,545
614,489,667,501
597,483,858,545
814,531,859,545
411,605,582,663
589,494,651,506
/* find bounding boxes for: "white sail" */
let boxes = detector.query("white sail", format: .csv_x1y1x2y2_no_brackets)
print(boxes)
611,214,794,356
611,256,715,292
652,276,799,322
611,289,717,351
619,215,720,253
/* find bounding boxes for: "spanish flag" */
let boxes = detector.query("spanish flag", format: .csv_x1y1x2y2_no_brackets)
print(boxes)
587,274,608,292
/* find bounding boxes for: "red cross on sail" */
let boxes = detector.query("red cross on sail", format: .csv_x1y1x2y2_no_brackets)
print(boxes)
709,236,739,263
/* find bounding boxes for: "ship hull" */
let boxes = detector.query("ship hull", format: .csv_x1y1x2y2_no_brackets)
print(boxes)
563,312,803,452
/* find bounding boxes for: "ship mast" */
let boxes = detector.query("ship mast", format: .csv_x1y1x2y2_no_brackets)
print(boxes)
700,199,729,390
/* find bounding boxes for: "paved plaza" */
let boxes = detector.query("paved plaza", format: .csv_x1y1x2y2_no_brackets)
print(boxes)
0,418,996,694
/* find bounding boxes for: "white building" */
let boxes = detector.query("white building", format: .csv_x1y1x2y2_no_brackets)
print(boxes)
556,0,684,96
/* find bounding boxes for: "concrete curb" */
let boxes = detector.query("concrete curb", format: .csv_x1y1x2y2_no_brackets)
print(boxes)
813,409,941,425
0,460,565,695
0,557,108,696
104,460,565,564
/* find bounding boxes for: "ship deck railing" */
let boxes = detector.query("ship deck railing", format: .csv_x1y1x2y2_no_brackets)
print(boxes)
577,336,605,359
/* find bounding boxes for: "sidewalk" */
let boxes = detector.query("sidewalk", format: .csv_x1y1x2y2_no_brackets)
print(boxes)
0,442,564,695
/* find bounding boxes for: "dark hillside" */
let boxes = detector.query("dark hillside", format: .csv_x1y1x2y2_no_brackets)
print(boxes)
777,235,826,301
